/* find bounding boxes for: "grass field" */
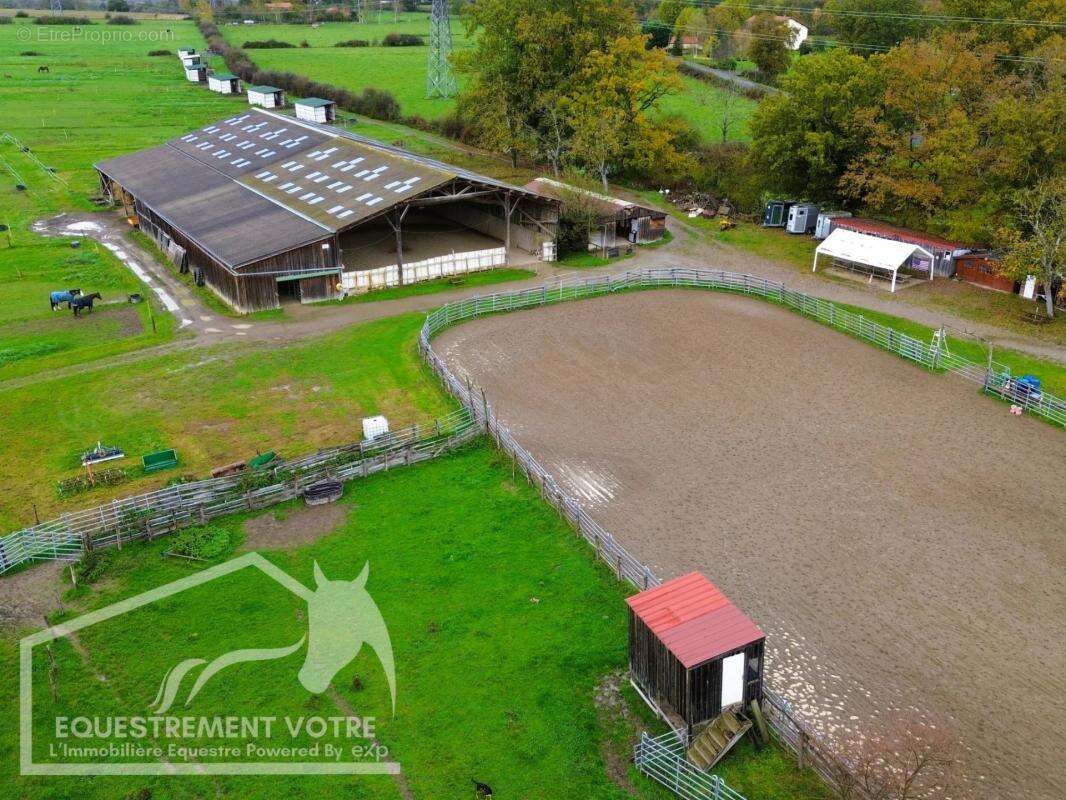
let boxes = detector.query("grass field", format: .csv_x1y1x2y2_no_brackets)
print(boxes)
218,17,755,141
2,442,828,800
0,312,453,532
0,18,241,377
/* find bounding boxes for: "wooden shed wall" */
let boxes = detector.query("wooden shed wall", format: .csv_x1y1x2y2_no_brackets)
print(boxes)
629,611,765,729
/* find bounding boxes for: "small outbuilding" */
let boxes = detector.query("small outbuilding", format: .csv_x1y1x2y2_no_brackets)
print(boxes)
295,97,337,124
524,177,666,249
180,52,202,68
813,227,936,292
627,572,765,736
177,46,197,59
184,64,208,84
208,72,242,95
954,253,1014,293
247,85,285,109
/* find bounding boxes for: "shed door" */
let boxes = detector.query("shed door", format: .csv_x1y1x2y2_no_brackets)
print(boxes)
721,653,744,708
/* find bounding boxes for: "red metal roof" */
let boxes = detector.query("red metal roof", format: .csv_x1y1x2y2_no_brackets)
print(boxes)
626,572,764,669
834,218,963,254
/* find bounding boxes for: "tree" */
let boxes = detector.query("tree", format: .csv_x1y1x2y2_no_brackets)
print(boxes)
823,0,926,52
842,32,1036,242
195,0,213,23
655,0,684,29
455,0,636,164
641,19,671,50
106,0,130,11
745,14,793,80
749,47,882,202
1001,177,1066,318
564,35,687,191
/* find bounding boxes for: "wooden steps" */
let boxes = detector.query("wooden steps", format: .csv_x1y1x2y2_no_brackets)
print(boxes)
686,710,752,770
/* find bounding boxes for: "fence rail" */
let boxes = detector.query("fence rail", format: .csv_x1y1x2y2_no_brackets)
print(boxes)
419,266,1043,800
634,731,748,800
0,408,480,575
421,267,1066,428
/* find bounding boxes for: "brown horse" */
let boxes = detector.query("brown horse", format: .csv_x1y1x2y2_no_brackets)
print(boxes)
71,292,101,316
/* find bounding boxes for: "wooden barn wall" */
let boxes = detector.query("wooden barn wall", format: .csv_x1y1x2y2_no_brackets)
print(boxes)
297,274,338,303
436,198,558,254
122,182,337,313
132,201,251,312
629,612,687,719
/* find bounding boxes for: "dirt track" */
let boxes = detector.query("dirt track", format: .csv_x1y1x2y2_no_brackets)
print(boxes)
437,291,1066,800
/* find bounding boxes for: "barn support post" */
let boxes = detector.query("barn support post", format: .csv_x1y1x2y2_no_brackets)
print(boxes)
385,206,411,286
502,191,518,263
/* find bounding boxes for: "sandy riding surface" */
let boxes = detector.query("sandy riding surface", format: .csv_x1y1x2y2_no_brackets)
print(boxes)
436,291,1066,800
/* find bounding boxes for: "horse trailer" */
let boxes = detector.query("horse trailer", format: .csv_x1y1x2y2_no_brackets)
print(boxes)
786,203,819,235
762,200,795,228
813,211,852,240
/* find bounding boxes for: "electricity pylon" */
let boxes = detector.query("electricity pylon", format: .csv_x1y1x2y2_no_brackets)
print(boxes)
426,0,457,99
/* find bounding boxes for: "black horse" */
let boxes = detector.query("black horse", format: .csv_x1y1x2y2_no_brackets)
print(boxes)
472,779,493,798
71,292,101,316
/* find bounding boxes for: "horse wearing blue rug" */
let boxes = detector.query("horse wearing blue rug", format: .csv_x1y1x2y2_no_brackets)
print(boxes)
49,289,82,311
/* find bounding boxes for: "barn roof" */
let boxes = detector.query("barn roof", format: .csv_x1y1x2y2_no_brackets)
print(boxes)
96,145,332,269
626,572,764,669
834,218,964,254
211,72,239,81
524,177,664,223
95,108,555,271
296,97,335,108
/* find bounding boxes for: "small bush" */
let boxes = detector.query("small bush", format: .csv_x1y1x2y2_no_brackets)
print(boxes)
107,14,138,25
15,10,29,17
242,39,295,49
74,550,118,584
20,50,44,56
169,525,232,561
334,39,370,48
381,32,423,46
299,39,310,48
0,16,11,25
147,49,173,56
34,15,93,24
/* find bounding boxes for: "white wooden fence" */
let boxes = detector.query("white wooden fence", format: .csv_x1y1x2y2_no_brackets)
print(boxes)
343,247,506,293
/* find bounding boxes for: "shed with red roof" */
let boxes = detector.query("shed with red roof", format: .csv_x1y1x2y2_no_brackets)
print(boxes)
627,572,765,732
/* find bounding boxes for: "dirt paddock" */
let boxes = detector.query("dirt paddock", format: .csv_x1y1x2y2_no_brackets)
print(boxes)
436,291,1066,800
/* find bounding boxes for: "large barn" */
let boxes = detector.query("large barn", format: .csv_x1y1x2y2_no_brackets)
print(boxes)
95,109,561,313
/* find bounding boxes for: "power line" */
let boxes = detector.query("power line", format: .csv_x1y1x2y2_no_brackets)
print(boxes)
669,0,1066,28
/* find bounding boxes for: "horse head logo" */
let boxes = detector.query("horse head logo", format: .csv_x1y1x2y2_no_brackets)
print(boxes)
150,560,395,716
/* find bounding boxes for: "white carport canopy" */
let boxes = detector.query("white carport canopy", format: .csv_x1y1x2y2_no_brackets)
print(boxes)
812,228,934,292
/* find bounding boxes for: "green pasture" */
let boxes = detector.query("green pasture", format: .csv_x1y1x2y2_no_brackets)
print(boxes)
218,18,755,141
2,443,827,800
0,312,453,532
0,19,241,377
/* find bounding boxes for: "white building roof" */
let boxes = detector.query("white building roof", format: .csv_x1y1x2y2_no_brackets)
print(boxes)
813,228,934,291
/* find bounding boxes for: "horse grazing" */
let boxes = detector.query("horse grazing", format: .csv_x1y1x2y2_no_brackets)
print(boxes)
49,288,81,311
37,65,49,74
71,292,101,316
472,779,494,798
150,561,396,715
